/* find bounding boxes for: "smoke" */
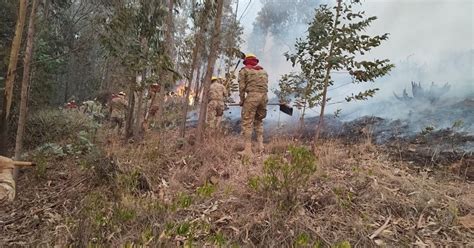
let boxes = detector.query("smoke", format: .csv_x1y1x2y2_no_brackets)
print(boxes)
231,0,473,131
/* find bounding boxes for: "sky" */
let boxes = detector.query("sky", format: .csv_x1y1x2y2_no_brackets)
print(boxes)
231,0,474,120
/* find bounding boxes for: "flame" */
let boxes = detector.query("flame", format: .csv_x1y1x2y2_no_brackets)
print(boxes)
176,84,186,97
175,83,195,105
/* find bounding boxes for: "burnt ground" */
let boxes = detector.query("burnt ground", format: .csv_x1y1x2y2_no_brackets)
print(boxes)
216,98,474,180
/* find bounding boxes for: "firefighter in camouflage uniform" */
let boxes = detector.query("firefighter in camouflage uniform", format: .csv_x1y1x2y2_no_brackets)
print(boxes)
207,76,227,129
238,54,268,157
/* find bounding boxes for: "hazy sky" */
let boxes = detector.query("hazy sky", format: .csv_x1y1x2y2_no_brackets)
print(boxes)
237,0,474,63
232,0,473,120
235,0,473,95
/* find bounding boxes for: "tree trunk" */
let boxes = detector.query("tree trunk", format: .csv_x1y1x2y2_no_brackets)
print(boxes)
196,0,224,143
134,37,148,139
193,64,202,106
299,106,306,136
0,0,28,155
314,0,342,146
134,88,144,138
15,0,39,160
154,0,175,141
125,76,136,139
0,0,35,202
179,1,211,138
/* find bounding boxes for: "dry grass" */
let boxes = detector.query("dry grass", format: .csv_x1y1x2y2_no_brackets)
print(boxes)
95,130,473,247
1,128,472,247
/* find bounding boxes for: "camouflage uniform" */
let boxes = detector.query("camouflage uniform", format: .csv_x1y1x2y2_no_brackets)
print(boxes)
238,64,268,155
207,80,227,129
110,95,128,129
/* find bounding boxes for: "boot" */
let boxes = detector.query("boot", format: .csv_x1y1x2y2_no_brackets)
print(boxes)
238,140,253,158
256,135,264,153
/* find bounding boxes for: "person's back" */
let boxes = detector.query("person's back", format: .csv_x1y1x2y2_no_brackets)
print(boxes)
207,77,228,129
238,54,269,157
110,95,127,118
209,80,227,102
110,92,128,130
238,67,268,95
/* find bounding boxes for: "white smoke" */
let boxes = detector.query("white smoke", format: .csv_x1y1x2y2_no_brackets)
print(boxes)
232,0,473,127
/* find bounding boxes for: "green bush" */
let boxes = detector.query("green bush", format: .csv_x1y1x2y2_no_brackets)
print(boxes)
249,146,317,208
24,108,99,149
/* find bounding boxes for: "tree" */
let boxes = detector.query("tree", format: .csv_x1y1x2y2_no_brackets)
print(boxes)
284,0,394,146
276,72,310,132
249,0,322,54
196,0,224,142
0,0,27,155
100,0,172,140
179,0,213,138
15,0,39,160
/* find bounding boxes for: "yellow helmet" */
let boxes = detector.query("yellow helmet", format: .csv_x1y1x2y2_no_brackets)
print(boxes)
211,76,218,81
245,53,257,59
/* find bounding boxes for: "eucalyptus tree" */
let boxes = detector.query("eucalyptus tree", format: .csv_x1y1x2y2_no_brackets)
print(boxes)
284,0,394,145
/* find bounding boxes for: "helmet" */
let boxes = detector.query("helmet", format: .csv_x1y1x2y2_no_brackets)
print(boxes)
243,53,259,65
211,76,218,81
245,53,257,59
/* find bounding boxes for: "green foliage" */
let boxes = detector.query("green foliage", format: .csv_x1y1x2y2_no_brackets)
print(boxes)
114,206,136,222
210,232,227,246
176,192,193,208
282,1,394,112
333,187,354,209
100,1,177,90
294,233,311,247
196,181,216,198
24,109,99,149
333,240,351,248
34,143,67,158
249,146,317,208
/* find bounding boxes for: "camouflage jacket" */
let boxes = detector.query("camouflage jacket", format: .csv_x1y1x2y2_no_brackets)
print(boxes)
238,66,268,100
208,81,227,102
110,96,128,118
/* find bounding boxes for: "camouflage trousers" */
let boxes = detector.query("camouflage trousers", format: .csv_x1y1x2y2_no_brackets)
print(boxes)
207,100,225,129
110,117,124,129
241,92,267,140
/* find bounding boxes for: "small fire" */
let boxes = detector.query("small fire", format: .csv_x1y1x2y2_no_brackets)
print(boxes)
188,92,195,106
175,83,195,106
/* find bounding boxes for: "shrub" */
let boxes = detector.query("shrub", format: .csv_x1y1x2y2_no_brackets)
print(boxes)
249,146,317,208
24,108,99,149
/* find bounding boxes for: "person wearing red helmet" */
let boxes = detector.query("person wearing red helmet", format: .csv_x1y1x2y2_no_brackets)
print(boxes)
238,53,269,157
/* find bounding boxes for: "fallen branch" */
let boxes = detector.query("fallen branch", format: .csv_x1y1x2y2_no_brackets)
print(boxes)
369,215,392,240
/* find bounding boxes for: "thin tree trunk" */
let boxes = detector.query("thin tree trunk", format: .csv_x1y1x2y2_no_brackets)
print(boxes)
196,63,207,104
125,76,136,139
0,1,29,201
196,0,224,142
134,37,148,139
192,63,202,106
15,0,39,161
299,106,306,136
134,88,144,138
314,0,342,145
154,0,175,140
0,0,28,155
179,1,211,138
